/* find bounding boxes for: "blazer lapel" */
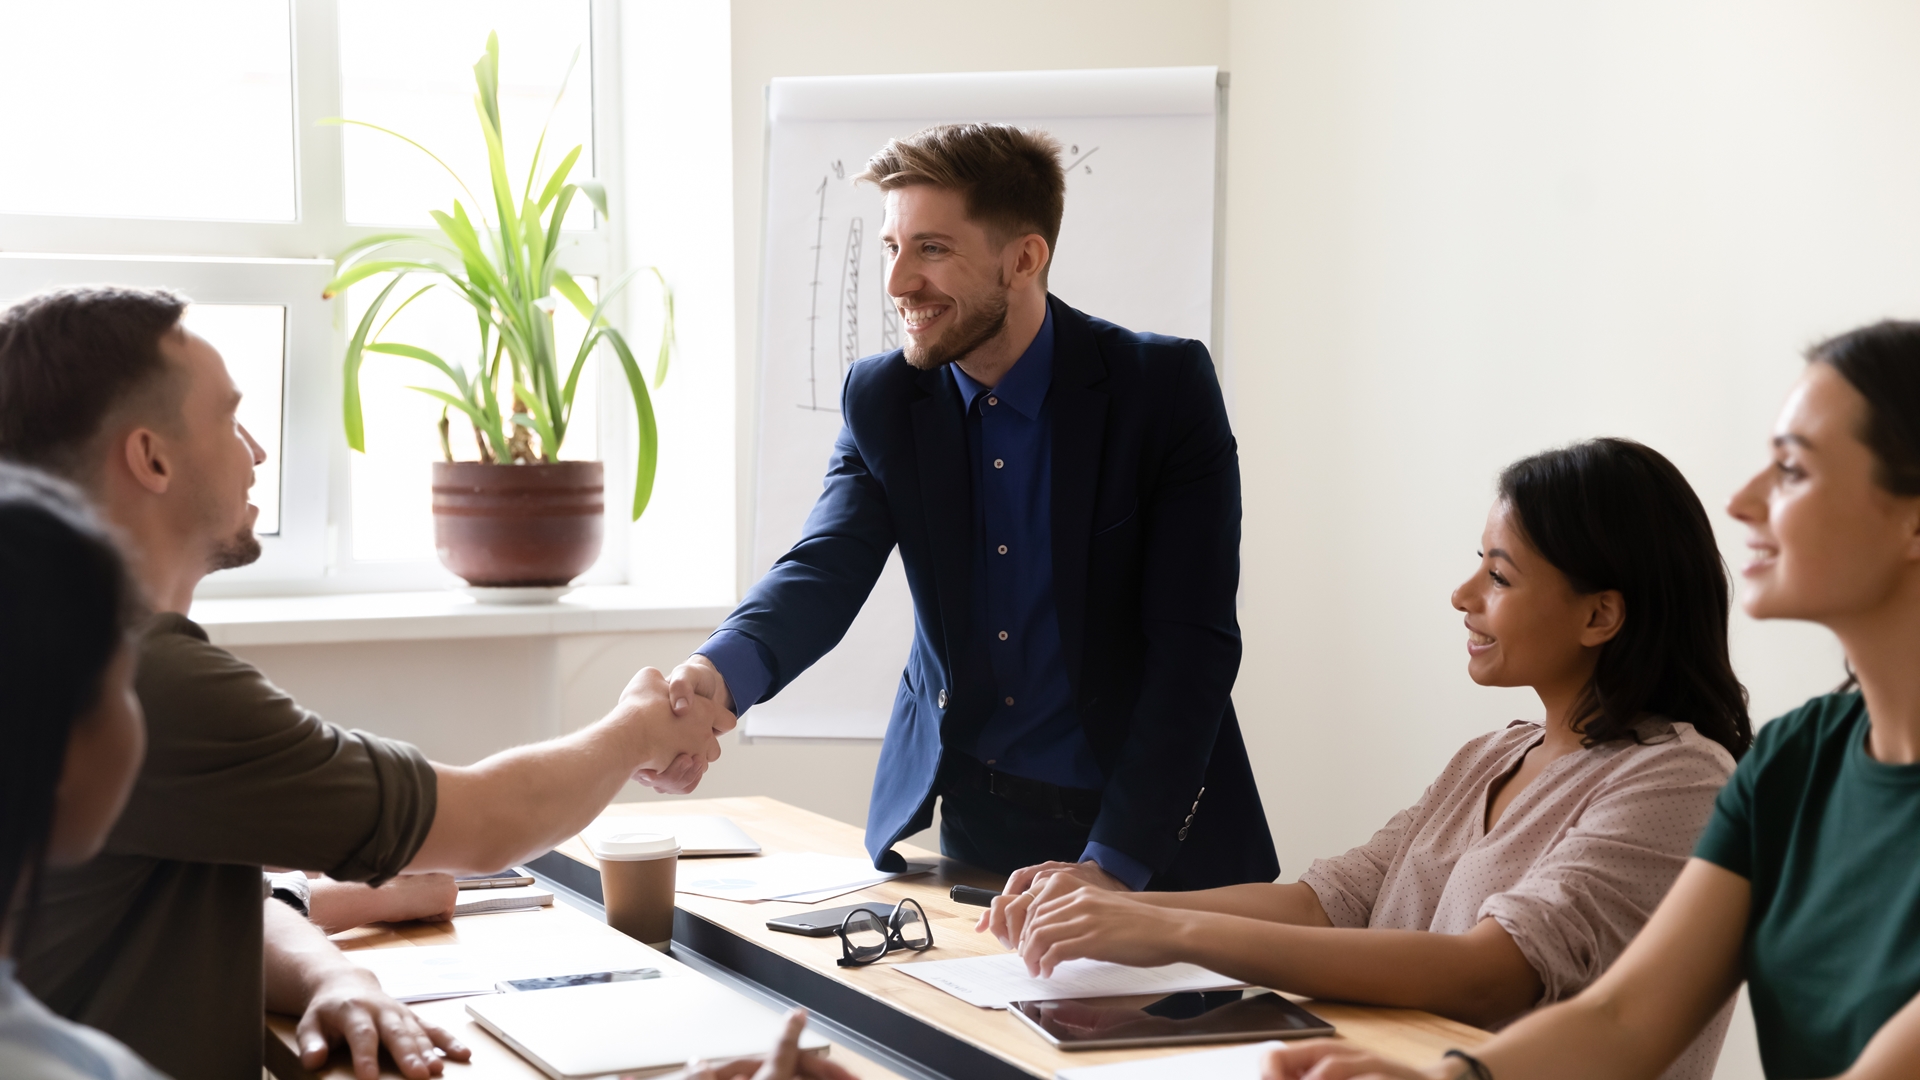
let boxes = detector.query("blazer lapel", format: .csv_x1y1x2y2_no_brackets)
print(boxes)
1048,296,1109,701
909,365,974,668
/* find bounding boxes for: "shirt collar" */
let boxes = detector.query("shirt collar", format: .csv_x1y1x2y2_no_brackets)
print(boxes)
950,306,1054,419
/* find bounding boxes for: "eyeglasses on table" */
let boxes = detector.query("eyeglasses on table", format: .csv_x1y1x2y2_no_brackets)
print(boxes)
835,897,934,967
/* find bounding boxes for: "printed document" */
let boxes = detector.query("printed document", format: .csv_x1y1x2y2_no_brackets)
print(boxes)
675,853,930,903
1056,1041,1285,1080
896,953,1243,1009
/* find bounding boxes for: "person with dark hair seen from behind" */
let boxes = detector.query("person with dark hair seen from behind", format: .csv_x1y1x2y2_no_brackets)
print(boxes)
0,286,734,1080
1266,324,1920,1080
664,122,1279,903
1006,438,1752,1080
0,462,163,1077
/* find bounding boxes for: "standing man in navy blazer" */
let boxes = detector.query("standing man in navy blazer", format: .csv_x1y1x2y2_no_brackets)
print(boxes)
663,122,1278,902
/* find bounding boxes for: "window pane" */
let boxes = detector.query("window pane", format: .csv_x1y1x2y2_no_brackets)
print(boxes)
0,3,294,220
181,304,286,535
338,0,595,229
347,277,599,562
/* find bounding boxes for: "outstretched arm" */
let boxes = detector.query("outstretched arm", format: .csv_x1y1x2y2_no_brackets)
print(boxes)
1017,889,1541,1029
407,667,732,875
1263,858,1752,1080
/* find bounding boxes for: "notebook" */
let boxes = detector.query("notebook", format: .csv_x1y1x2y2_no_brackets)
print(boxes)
587,813,762,856
466,975,829,1078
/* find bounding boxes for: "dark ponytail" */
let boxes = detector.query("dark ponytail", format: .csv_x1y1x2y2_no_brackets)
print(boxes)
1498,439,1752,761
0,461,142,955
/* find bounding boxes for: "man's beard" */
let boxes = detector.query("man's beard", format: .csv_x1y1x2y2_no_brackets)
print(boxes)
208,527,262,572
902,289,1009,371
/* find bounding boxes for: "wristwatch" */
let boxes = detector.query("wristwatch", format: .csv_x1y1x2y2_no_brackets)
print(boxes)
264,871,313,919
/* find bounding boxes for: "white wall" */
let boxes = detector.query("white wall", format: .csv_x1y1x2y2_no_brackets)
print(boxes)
1222,4,1920,1077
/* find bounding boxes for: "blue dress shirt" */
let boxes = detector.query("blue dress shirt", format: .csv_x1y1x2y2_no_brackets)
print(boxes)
703,309,1151,889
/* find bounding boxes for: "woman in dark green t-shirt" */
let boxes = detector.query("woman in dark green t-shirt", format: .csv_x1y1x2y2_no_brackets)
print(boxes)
1263,322,1920,1080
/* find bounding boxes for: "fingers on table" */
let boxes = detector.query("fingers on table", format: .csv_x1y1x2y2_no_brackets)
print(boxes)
752,1009,809,1080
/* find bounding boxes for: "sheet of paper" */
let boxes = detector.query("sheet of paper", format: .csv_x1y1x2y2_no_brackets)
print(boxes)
674,853,928,903
345,939,689,1003
895,953,1244,1009
585,813,761,856
1056,1041,1285,1080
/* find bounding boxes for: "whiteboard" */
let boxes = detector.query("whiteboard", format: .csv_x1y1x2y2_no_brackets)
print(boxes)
745,67,1224,740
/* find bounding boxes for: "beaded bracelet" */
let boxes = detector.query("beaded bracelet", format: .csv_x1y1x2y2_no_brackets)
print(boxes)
1444,1050,1494,1080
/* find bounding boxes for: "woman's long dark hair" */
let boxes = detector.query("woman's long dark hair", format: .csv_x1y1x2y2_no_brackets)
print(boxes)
0,461,140,953
1498,439,1752,760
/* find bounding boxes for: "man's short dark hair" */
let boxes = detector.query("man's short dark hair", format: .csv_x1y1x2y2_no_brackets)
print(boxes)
0,286,189,481
857,123,1066,276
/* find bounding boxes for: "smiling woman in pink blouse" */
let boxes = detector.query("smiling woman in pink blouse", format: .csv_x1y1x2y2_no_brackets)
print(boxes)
990,437,1753,1080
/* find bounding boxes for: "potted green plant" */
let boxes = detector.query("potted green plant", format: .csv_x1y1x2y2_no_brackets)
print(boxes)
323,33,672,591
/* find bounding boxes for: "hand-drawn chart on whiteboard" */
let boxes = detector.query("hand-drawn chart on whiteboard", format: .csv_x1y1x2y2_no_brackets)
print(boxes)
747,68,1224,740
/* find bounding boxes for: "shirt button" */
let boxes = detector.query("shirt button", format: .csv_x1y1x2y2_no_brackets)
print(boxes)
998,630,1009,641
993,458,1004,469
1004,696,1015,706
987,396,999,406
997,544,1008,555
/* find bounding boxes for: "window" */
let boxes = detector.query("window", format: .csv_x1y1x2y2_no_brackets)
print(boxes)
0,0,735,603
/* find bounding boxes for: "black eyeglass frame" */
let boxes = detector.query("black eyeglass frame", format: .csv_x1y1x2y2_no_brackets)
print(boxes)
834,897,934,967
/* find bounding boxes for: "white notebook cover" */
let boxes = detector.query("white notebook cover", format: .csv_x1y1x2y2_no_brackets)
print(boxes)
466,976,828,1078
589,814,762,856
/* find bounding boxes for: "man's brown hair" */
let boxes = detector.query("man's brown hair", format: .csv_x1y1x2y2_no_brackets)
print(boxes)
0,286,188,482
857,123,1066,277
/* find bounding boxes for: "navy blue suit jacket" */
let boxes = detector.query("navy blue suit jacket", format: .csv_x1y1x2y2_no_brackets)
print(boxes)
719,297,1279,888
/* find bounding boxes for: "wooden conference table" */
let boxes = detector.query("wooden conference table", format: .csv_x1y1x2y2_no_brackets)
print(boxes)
271,796,1487,1078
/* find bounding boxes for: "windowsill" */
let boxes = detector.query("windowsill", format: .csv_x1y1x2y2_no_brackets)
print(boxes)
188,586,734,648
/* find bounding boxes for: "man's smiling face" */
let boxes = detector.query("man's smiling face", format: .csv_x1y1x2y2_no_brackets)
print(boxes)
880,184,1014,370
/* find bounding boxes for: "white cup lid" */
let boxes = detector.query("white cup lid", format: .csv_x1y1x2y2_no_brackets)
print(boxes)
589,831,681,860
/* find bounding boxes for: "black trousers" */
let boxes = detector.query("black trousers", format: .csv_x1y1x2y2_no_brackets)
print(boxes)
938,784,1098,877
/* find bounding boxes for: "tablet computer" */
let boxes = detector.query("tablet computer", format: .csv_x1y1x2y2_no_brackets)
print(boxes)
1007,989,1335,1050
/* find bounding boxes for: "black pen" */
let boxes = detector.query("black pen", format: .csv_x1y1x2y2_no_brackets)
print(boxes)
949,884,1001,907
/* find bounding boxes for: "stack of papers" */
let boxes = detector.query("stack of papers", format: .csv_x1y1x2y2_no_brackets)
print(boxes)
1056,1041,1284,1080
675,852,931,903
346,939,687,1003
452,885,553,917
896,953,1244,1009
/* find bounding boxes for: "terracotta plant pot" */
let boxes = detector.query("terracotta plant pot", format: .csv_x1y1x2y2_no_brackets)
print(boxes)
431,461,604,587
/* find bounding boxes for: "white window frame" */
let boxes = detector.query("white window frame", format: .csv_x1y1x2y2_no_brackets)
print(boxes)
0,0,636,597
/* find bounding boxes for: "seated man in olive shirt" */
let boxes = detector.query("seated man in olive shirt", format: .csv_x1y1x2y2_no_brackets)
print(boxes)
0,286,735,1080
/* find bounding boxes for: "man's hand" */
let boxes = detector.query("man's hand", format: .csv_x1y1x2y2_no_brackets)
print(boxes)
634,752,711,795
1015,888,1190,978
266,898,470,1080
977,859,1127,948
295,966,470,1080
309,874,458,935
617,666,734,776
669,654,734,715
662,1009,859,1080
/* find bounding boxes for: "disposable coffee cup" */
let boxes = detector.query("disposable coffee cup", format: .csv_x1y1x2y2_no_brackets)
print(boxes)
589,831,680,950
